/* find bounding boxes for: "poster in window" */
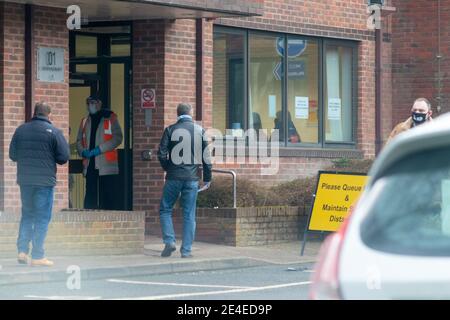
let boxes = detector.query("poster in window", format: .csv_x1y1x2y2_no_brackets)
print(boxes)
269,95,277,118
328,98,342,121
295,96,309,119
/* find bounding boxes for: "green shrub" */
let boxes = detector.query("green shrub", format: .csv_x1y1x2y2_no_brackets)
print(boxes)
196,176,267,208
330,158,374,174
197,158,375,208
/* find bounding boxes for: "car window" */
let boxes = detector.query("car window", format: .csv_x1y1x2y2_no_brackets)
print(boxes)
361,147,450,256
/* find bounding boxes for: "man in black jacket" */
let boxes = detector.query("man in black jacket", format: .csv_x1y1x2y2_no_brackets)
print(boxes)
9,102,69,267
157,103,212,258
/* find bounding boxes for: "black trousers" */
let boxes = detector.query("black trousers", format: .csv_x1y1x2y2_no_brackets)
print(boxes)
84,165,117,210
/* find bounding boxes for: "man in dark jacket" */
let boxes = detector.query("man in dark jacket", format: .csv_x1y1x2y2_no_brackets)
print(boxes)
9,102,70,267
157,103,212,258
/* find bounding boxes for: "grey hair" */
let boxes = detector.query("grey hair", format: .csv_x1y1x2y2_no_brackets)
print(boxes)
177,103,192,116
34,102,51,117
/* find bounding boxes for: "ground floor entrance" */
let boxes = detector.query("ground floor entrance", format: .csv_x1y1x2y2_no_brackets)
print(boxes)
68,23,132,210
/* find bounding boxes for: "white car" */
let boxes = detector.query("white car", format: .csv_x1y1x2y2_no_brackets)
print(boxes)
310,113,450,300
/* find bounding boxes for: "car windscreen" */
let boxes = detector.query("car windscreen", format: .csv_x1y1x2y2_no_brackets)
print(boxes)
361,147,450,256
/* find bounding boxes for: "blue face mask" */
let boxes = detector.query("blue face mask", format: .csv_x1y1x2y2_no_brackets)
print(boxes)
412,112,427,125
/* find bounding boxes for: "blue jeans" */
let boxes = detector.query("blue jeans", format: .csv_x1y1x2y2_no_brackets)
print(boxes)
159,180,198,255
17,186,54,259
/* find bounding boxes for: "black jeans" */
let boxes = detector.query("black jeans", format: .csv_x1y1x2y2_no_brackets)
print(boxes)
84,164,117,210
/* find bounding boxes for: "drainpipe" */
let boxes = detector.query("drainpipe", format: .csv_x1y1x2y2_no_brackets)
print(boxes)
375,27,382,156
195,18,203,121
24,4,34,122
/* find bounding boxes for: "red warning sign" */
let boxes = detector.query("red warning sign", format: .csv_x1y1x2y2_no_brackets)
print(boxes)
141,88,155,109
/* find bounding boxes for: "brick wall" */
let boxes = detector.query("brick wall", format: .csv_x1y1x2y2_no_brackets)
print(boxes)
164,19,197,123
170,206,304,246
391,0,447,126
0,211,145,257
0,3,69,213
132,20,166,231
0,2,25,213
145,0,264,16
32,6,70,212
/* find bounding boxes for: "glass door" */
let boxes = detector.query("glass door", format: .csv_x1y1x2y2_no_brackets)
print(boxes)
69,77,99,209
69,23,132,210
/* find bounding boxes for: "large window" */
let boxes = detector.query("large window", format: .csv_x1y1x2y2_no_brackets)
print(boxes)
213,30,245,136
249,33,283,142
287,37,319,145
212,26,358,148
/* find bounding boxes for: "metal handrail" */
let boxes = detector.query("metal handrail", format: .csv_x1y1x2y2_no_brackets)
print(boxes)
200,168,237,209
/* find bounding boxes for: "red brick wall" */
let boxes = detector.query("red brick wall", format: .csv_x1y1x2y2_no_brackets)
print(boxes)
164,19,197,123
145,0,264,16
391,0,446,126
132,20,166,231
0,211,145,257
0,4,69,213
0,2,25,213
32,6,69,212
137,19,215,233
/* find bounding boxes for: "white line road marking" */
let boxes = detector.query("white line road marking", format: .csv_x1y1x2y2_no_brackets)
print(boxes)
24,295,101,300
110,281,312,300
107,279,254,289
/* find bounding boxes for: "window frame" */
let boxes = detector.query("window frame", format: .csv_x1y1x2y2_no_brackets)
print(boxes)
212,25,359,149
322,39,359,149
213,26,248,135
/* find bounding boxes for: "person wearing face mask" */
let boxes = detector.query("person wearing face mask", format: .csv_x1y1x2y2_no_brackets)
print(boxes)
76,95,123,209
385,97,433,146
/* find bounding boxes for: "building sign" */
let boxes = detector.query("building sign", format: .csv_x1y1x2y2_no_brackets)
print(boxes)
276,38,307,58
37,47,65,83
141,88,156,109
273,61,306,81
308,172,368,232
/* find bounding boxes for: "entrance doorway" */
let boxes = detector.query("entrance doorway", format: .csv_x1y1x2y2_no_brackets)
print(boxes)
69,23,132,210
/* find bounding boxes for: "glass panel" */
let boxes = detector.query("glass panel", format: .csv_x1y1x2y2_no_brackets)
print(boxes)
75,35,97,57
69,86,90,209
249,33,284,142
75,64,98,73
110,64,125,149
69,86,90,158
361,147,450,256
324,45,353,143
111,36,131,57
287,37,319,144
213,31,245,137
82,25,131,34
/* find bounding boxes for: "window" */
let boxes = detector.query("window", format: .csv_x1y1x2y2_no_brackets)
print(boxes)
324,44,354,143
212,26,358,148
213,30,246,136
249,33,283,142
287,37,319,145
361,147,450,257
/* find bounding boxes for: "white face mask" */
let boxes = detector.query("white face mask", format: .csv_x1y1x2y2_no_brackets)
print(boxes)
88,103,97,115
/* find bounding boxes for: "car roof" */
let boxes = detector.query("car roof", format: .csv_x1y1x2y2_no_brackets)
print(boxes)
368,112,450,186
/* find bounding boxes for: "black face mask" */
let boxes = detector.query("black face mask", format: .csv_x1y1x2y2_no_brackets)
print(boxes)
412,112,428,125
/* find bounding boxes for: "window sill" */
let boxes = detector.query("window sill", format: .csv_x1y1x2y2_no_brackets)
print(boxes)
211,145,364,159
278,147,363,159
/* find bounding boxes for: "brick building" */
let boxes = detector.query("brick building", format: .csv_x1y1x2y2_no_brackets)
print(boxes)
0,0,442,236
